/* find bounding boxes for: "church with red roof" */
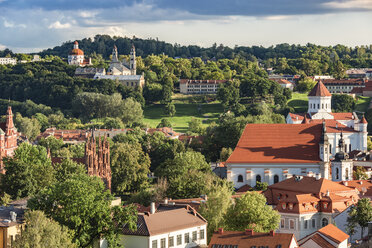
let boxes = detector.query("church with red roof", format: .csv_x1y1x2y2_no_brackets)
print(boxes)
68,41,92,66
226,81,368,189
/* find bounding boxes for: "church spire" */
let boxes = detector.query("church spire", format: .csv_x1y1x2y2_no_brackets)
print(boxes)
5,106,14,135
130,44,136,75
338,130,345,152
112,45,119,63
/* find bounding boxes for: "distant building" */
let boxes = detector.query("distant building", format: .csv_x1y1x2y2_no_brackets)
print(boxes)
0,199,27,248
179,79,227,94
298,224,349,248
208,228,299,248
0,106,19,173
94,45,145,88
346,68,372,79
74,67,106,79
68,41,92,66
269,74,300,83
121,203,207,248
319,78,366,94
0,57,16,65
271,78,294,91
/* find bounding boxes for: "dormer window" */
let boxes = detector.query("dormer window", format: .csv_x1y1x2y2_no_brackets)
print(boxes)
282,203,286,209
323,203,328,209
288,203,293,210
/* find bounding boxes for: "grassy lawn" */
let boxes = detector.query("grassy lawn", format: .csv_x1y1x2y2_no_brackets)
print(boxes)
287,92,308,113
354,96,371,113
143,102,224,133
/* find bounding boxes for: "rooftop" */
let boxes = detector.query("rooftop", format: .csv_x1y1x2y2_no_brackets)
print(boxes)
308,81,332,97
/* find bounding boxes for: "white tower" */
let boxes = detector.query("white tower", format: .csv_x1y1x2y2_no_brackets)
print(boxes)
112,45,119,63
319,121,330,179
130,44,136,75
332,132,353,182
307,81,333,119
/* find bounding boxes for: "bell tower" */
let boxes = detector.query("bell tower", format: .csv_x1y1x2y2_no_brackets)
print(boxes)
319,121,330,179
332,132,353,182
130,44,136,75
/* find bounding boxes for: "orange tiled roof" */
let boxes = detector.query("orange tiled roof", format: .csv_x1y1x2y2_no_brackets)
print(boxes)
69,48,84,55
305,119,356,133
361,115,368,123
308,81,332,97
332,112,354,121
304,233,335,248
340,180,372,197
226,124,322,164
318,224,349,243
208,231,296,248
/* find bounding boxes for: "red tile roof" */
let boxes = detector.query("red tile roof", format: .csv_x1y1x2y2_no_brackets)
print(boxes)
340,180,372,197
226,124,322,164
303,233,335,248
208,231,296,248
308,81,332,97
361,115,368,123
321,78,366,86
318,224,349,243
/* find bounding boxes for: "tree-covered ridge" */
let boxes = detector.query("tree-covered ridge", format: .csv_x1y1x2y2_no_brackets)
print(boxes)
34,35,372,72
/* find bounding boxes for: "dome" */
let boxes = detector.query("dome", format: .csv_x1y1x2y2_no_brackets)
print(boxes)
69,49,84,56
334,151,349,162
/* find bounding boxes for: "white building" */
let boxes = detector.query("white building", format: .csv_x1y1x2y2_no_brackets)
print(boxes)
298,224,349,248
0,57,17,65
179,79,227,94
68,41,92,66
95,45,145,88
120,203,207,248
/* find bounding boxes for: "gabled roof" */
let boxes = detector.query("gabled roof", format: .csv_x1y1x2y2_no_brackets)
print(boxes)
318,224,349,244
122,205,207,236
226,124,322,164
308,81,332,97
303,233,335,248
208,231,296,248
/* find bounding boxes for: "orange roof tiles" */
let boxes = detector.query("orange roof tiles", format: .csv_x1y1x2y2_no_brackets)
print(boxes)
361,115,368,123
332,112,354,121
318,224,349,243
69,48,84,55
226,124,322,164
340,180,372,197
304,233,335,248
208,231,296,248
308,81,332,97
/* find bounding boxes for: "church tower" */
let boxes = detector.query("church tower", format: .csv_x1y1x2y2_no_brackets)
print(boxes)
331,132,353,182
130,44,136,75
307,81,333,119
319,121,330,179
112,45,119,63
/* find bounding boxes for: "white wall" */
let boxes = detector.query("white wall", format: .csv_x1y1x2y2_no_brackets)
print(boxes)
334,206,362,242
308,96,332,114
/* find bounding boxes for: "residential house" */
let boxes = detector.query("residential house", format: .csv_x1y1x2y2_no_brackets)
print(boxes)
298,224,349,248
121,203,207,248
179,79,227,94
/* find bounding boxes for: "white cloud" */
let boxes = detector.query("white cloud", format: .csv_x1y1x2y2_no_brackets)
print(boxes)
324,0,372,10
3,19,26,28
261,15,295,21
0,43,6,50
48,21,72,29
79,11,97,18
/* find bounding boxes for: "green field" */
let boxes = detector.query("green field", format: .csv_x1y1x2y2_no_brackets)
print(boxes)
354,96,371,113
287,92,308,113
143,103,224,133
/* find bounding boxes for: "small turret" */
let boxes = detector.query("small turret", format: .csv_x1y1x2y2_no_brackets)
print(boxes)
130,44,136,75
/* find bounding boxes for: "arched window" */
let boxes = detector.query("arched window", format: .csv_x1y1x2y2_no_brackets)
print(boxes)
322,104,324,109
349,144,352,152
318,104,320,108
256,175,261,183
322,218,328,227
274,175,279,184
237,175,243,182
346,168,349,180
336,167,339,180
329,144,332,153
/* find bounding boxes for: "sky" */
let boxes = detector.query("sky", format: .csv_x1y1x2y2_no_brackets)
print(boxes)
0,0,372,53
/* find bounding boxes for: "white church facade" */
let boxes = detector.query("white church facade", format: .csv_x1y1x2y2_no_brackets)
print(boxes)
68,41,92,66
226,81,368,189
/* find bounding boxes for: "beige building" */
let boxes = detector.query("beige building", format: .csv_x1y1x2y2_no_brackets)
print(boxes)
179,79,227,94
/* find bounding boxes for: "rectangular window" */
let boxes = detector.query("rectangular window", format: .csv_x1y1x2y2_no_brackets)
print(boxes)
185,233,190,243
152,240,157,248
200,229,205,240
304,220,308,229
281,219,285,228
312,219,316,228
169,236,174,247
192,231,197,241
289,220,295,229
160,238,166,248
177,235,182,245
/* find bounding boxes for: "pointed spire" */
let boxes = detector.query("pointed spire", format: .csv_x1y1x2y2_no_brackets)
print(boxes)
338,130,345,152
361,115,368,124
5,106,14,134
308,80,331,97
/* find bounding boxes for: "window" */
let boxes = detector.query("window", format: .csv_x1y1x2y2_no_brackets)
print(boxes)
169,236,174,247
346,168,349,180
322,218,328,227
318,104,320,108
304,220,308,229
336,167,339,180
192,231,197,241
152,240,157,248
177,235,182,245
274,175,279,184
312,219,316,228
160,238,166,248
256,175,261,183
349,144,351,152
200,229,205,240
237,175,243,182
329,144,332,153
280,219,285,228
322,104,324,109
289,220,295,229
185,233,190,243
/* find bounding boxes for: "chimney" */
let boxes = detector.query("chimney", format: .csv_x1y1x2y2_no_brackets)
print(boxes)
218,228,224,234
245,229,254,236
150,202,156,214
326,190,330,197
10,211,16,222
343,181,348,186
316,174,321,180
270,230,275,236
164,198,168,204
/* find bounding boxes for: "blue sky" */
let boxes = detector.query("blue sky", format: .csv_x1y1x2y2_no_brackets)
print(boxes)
0,0,372,52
